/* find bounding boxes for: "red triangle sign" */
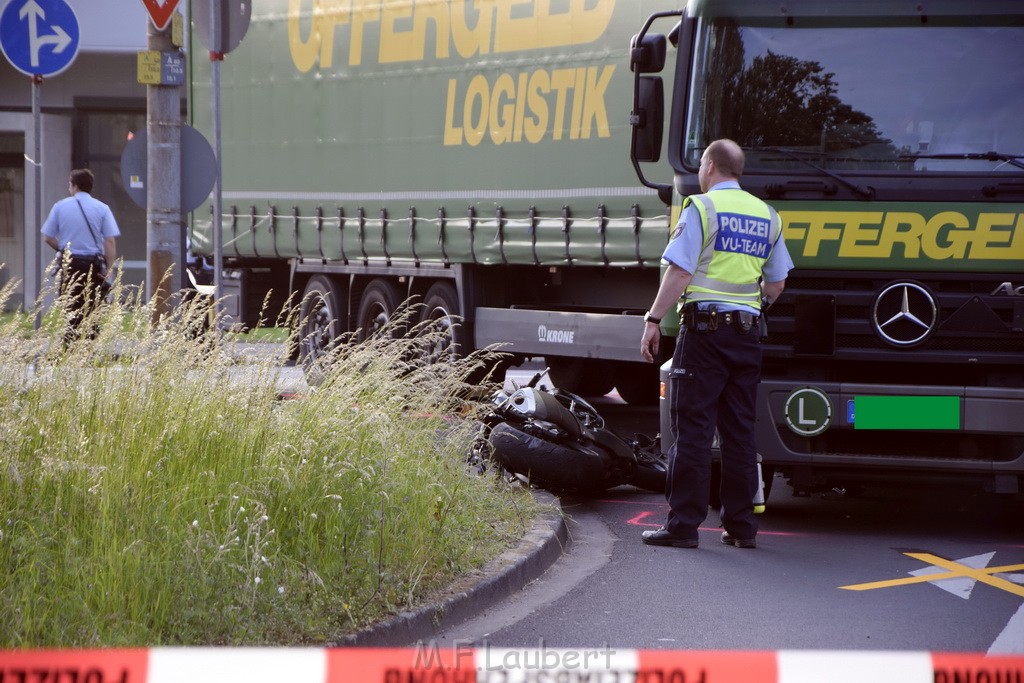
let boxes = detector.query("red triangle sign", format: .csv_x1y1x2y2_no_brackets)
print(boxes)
140,0,181,31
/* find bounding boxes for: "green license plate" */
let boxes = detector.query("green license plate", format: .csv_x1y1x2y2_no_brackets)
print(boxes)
852,395,961,430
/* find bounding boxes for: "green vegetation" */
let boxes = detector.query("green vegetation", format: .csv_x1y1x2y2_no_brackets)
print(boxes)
0,275,542,646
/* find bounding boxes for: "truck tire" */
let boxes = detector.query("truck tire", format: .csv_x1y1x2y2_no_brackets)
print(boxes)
612,360,659,405
356,279,401,341
547,357,615,397
420,281,465,360
298,275,344,379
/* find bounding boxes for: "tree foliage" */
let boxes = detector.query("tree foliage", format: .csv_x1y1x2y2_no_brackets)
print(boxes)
703,26,892,154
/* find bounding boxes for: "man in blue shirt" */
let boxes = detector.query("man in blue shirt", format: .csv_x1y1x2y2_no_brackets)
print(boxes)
639,139,794,550
41,168,120,343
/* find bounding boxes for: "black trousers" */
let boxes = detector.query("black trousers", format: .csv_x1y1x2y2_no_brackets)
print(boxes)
59,256,106,344
664,320,762,541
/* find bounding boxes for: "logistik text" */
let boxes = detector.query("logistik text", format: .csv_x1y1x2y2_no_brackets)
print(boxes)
287,0,617,147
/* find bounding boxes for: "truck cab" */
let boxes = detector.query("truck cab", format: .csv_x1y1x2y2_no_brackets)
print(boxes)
634,0,1024,496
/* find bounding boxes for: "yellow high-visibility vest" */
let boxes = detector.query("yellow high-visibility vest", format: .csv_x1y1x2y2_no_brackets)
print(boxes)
683,189,782,310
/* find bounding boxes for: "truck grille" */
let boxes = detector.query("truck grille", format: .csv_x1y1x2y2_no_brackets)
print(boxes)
763,271,1024,364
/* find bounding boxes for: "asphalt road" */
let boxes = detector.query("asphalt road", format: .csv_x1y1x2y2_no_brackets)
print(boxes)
431,369,1024,654
248,356,1023,654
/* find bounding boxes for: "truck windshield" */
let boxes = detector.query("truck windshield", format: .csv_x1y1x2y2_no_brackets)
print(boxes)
684,18,1024,175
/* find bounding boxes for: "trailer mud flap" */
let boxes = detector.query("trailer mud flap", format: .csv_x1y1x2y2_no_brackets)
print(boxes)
474,307,645,361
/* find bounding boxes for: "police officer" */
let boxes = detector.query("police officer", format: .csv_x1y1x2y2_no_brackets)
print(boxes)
639,139,793,550
42,168,120,343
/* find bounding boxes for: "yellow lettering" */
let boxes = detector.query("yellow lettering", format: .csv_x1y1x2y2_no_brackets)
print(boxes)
778,211,1024,264
439,66,614,147
549,68,575,141
569,68,586,140
968,213,1017,259
289,0,329,72
414,0,451,59
292,0,617,70
451,0,495,57
798,215,843,258
878,212,925,259
1014,215,1024,257
379,1,416,63
524,69,549,143
581,65,614,139
443,78,463,145
493,0,616,52
836,212,884,258
349,0,381,66
463,74,488,146
920,211,967,259
780,211,811,245
380,0,453,63
489,73,516,144
513,71,528,142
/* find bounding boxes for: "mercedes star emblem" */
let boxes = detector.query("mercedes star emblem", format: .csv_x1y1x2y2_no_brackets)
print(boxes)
871,281,938,347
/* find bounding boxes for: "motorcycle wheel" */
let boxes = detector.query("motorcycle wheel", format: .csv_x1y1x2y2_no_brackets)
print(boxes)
487,422,616,496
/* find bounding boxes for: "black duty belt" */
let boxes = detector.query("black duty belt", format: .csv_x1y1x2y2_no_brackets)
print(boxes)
682,303,759,333
68,254,104,268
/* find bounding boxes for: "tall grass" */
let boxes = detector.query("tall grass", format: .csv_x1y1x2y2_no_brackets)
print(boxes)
0,272,543,646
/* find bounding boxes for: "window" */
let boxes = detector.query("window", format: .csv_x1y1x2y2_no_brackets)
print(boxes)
685,19,1024,174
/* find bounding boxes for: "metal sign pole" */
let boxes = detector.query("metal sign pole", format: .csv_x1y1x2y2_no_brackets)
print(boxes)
192,0,250,330
210,0,223,326
145,17,182,324
1,0,79,323
30,75,41,327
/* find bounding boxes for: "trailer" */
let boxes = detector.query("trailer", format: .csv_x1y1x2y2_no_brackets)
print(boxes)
187,0,678,404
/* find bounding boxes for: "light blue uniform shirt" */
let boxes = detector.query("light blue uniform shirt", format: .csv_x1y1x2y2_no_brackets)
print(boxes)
663,181,794,313
41,192,120,257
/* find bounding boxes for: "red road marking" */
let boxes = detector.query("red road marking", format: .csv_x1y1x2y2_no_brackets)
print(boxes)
627,510,803,536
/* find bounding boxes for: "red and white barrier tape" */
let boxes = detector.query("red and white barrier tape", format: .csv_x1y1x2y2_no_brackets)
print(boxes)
0,648,1020,682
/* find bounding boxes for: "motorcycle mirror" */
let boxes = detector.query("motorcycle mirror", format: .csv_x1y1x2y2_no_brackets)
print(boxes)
528,369,550,388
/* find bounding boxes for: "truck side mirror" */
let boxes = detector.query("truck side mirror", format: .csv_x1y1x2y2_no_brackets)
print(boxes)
630,33,667,74
631,76,664,163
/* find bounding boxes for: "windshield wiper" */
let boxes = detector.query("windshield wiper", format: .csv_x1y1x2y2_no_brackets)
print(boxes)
751,146,874,198
899,151,1024,171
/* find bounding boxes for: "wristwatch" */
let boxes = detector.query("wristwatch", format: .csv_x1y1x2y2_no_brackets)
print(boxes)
643,311,661,325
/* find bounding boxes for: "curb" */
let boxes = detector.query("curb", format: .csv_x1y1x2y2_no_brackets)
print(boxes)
337,490,567,646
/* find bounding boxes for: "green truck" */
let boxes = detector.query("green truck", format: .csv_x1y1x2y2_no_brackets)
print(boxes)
189,1,1024,494
632,0,1024,495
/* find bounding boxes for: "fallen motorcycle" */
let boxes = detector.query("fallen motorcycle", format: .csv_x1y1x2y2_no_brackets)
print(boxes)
471,371,668,496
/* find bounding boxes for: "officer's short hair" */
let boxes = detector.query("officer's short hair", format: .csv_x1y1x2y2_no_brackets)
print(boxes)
70,168,94,193
706,140,745,178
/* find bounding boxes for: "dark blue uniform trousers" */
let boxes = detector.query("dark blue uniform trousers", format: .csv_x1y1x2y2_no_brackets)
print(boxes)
665,321,761,541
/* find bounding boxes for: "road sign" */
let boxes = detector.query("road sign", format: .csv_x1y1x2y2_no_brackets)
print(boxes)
120,125,218,213
192,0,251,55
140,0,180,31
0,0,80,77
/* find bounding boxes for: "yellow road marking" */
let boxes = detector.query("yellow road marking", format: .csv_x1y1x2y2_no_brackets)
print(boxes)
840,553,1024,598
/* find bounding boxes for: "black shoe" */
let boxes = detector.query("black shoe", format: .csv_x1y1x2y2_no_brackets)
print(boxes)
642,528,699,548
721,531,756,549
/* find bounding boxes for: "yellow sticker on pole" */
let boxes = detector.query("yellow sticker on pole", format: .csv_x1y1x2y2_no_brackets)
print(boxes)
137,51,161,85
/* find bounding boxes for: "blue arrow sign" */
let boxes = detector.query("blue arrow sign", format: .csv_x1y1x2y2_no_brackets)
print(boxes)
0,0,80,77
